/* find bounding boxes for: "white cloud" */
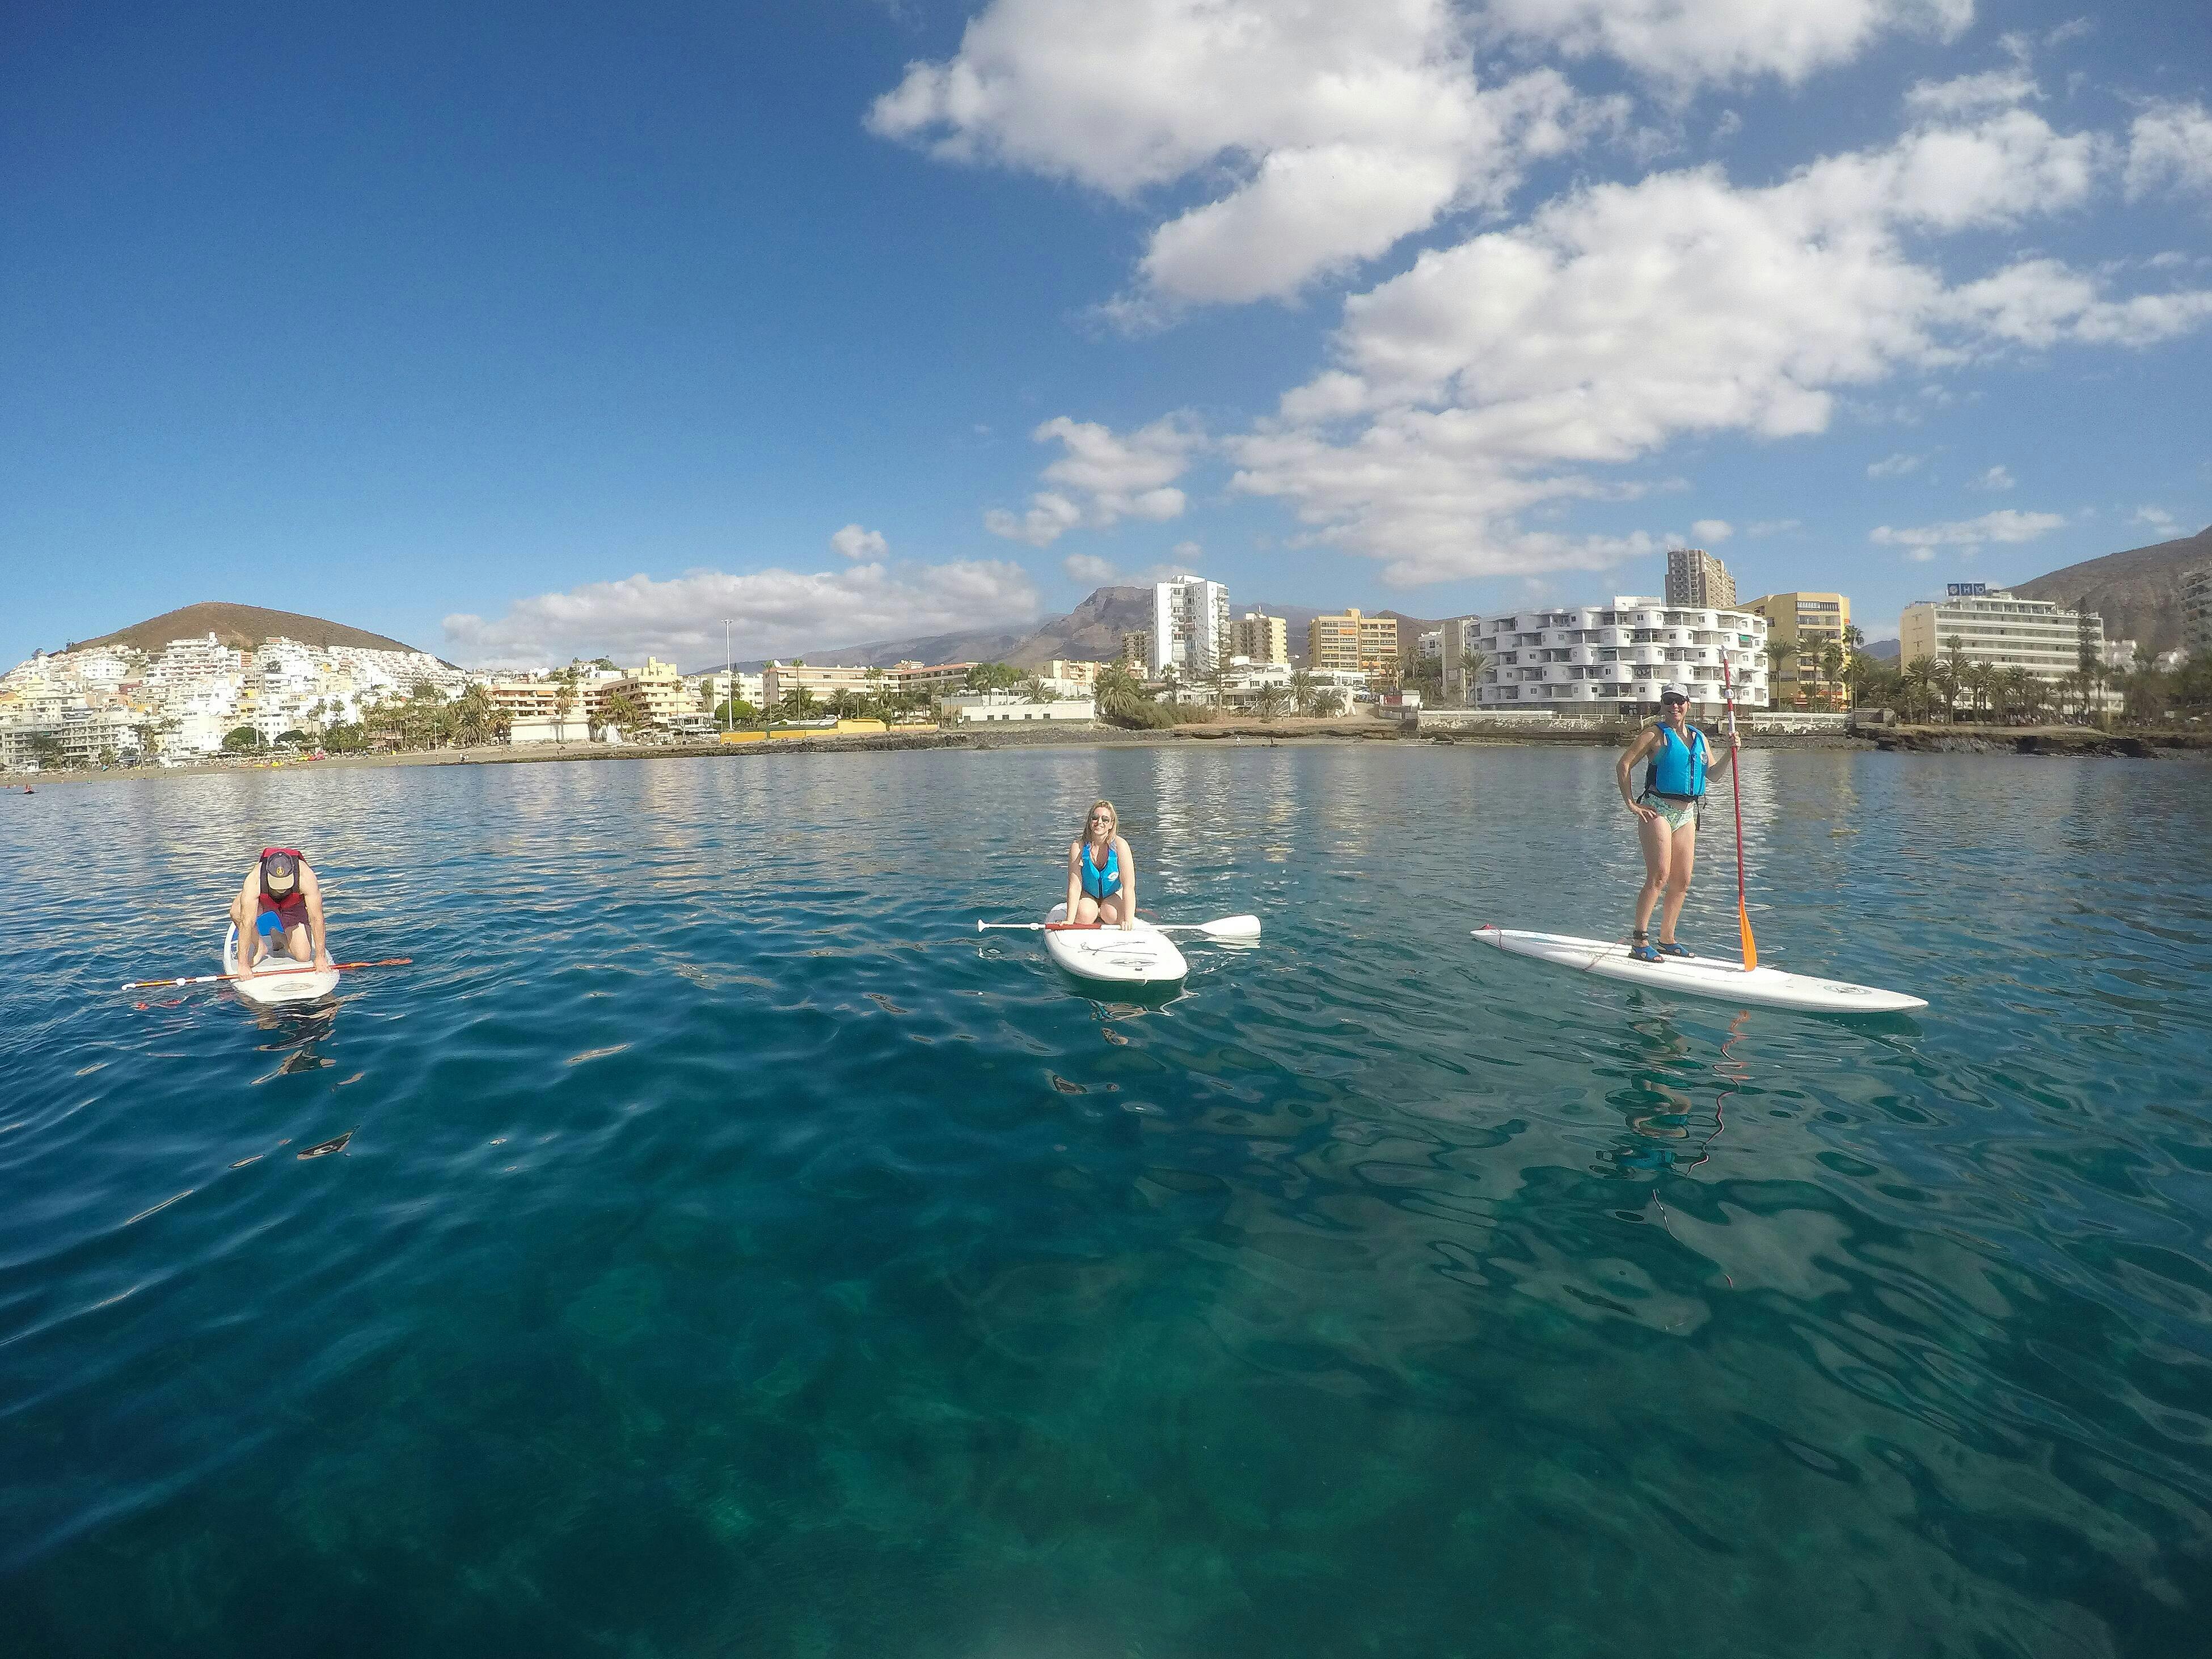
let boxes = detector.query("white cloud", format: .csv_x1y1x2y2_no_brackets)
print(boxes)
868,0,1614,311
2129,506,2180,537
1868,451,1924,477
2125,101,2212,202
1223,96,2210,584
1061,553,1119,584
1483,0,1974,90
1170,540,1202,559
1903,67,2037,119
829,524,888,560
1969,465,2015,491
1745,518,1801,537
985,416,1199,547
1690,518,1733,542
1868,509,2066,558
442,560,1042,669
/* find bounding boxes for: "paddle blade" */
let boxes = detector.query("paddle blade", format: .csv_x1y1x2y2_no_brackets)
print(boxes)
1199,915,1261,939
1738,902,1758,972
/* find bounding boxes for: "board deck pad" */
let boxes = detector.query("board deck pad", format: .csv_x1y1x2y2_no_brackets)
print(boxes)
1472,926,1925,1014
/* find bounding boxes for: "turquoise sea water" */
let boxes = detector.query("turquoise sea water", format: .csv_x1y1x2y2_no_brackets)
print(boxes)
3,744,2210,1657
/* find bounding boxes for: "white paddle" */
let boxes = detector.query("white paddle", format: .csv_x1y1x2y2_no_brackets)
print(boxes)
977,915,1260,940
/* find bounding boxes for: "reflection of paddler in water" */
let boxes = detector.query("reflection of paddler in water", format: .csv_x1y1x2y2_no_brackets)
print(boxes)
1616,685,1737,964
1064,799,1137,931
229,848,334,978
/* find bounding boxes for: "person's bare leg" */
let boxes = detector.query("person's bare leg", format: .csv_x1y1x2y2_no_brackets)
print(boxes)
1658,826,1698,943
1633,814,1673,938
1072,895,1101,925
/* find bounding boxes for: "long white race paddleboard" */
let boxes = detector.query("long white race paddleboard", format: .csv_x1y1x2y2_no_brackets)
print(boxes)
1042,904,1188,986
1472,926,1925,1014
223,922,341,1006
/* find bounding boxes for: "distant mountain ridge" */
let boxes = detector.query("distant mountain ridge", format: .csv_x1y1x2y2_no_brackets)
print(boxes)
71,602,426,658
2010,525,2212,656
695,589,1452,674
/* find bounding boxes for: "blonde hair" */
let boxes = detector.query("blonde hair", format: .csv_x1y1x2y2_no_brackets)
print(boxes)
1081,798,1118,841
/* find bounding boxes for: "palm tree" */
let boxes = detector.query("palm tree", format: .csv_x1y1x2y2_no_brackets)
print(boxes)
1901,656,1938,723
1253,682,1289,722
1762,640,1799,708
1818,642,1846,709
1020,673,1057,704
1454,648,1490,706
1094,663,1150,724
1962,662,1994,722
1289,668,1316,716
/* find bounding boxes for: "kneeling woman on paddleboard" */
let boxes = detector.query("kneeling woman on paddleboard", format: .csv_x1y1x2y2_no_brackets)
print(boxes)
1616,686,1736,964
1065,799,1137,931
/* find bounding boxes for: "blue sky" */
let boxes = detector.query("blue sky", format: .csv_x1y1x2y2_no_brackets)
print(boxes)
4,0,2207,669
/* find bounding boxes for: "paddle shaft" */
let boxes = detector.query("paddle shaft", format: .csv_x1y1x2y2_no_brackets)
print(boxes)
1719,660,1758,970
121,957,411,991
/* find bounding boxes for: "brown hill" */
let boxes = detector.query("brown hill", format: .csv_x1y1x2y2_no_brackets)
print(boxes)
2010,525,2212,656
73,602,423,657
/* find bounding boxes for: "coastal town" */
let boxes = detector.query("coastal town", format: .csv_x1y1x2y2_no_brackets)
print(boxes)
6,547,2211,774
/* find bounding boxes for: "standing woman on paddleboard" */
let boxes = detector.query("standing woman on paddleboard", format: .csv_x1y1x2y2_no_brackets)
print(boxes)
1065,799,1137,932
228,849,334,978
1616,685,1737,964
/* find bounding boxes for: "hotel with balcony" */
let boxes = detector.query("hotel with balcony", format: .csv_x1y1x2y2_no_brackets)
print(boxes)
1897,588,2104,693
1471,598,1767,716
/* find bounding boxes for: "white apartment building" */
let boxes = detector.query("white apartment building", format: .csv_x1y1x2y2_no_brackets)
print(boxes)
1151,578,1230,677
2185,566,2211,661
1898,586,2103,689
1471,598,1768,716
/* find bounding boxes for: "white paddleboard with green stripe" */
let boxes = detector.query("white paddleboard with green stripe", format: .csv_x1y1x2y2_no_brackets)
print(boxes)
1472,926,1925,1014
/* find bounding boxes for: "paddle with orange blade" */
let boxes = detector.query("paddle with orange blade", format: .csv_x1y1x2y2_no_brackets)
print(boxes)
1719,658,1757,971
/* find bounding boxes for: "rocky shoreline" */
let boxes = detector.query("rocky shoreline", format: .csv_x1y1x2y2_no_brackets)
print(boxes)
7,716,2207,787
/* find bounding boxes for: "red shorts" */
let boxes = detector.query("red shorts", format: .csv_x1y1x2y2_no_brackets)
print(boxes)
256,894,307,935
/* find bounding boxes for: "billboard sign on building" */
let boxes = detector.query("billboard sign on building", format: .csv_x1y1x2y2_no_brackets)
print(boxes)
1947,582,1988,597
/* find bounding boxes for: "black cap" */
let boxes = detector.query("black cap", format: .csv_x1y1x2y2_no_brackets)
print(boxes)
263,852,298,879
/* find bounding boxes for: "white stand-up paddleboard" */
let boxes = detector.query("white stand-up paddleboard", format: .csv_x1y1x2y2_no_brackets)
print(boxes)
1042,904,1187,986
223,922,341,1006
1472,926,1925,1015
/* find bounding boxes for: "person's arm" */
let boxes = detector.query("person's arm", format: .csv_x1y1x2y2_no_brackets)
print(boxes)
1617,732,1660,821
1706,729,1738,783
300,863,333,969
1065,843,1083,920
231,868,259,974
1117,837,1136,930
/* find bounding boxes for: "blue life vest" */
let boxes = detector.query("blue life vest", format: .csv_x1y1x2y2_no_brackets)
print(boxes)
1080,841,1121,898
1645,724,1708,799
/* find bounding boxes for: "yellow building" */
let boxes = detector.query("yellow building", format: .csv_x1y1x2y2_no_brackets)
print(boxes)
1744,593,1852,708
761,658,976,708
1119,632,1153,669
1232,612,1289,664
1307,609,1399,686
603,657,692,726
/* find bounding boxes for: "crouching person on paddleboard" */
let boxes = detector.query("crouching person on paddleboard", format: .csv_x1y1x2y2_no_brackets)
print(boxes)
1065,799,1137,931
229,848,333,978
1616,686,1737,964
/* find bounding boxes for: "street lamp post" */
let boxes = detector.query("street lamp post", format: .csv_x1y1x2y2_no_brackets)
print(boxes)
724,619,732,735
